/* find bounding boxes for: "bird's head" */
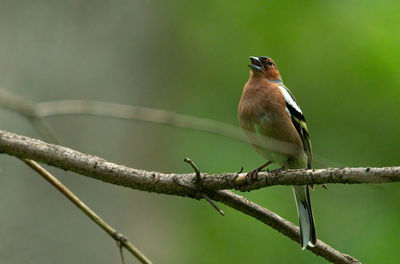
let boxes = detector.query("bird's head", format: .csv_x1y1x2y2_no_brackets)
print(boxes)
248,56,282,82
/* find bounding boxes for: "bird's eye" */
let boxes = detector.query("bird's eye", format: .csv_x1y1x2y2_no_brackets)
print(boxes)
267,61,273,66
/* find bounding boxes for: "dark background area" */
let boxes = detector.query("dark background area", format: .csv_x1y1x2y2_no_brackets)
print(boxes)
0,1,399,263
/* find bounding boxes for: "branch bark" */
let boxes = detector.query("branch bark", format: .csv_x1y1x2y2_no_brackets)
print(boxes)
0,130,398,196
212,191,359,264
3,130,395,263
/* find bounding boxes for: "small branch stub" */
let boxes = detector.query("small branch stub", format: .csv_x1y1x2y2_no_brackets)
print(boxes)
184,157,224,216
113,232,128,264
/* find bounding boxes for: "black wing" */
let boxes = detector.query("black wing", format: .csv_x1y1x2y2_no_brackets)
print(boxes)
279,85,312,169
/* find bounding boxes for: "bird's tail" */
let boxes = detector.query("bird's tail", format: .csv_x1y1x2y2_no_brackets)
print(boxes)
293,185,317,249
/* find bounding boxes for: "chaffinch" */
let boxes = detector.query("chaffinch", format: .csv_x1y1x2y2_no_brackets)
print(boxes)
238,56,316,249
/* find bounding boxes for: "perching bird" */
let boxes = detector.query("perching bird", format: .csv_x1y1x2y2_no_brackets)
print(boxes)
238,56,316,249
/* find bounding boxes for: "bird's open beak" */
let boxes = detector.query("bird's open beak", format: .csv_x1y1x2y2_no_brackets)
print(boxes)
248,56,263,71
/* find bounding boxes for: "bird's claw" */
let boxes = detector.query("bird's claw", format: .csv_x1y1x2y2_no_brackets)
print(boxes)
246,168,260,184
245,161,273,184
270,167,284,176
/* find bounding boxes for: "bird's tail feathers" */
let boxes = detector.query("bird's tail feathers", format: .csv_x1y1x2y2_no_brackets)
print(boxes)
293,185,317,249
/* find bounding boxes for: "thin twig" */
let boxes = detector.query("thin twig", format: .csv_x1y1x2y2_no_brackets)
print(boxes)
184,157,202,185
201,193,225,216
184,157,224,216
21,158,152,264
115,233,127,264
119,245,125,264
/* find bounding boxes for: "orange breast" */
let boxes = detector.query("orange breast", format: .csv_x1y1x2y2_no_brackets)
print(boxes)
238,77,303,158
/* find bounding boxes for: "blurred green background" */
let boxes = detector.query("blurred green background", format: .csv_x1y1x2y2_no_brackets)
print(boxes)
0,1,399,263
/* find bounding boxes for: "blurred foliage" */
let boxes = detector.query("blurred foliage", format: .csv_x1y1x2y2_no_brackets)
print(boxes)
0,1,399,263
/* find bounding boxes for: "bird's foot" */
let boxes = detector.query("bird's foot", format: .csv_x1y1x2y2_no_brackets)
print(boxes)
246,168,261,184
270,166,285,177
245,160,272,184
270,160,289,177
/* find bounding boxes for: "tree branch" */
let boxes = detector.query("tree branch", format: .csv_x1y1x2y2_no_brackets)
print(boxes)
3,130,394,263
0,130,398,196
21,159,152,264
212,191,359,264
0,89,340,167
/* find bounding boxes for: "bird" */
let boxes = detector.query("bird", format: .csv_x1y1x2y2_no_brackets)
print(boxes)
238,56,316,249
